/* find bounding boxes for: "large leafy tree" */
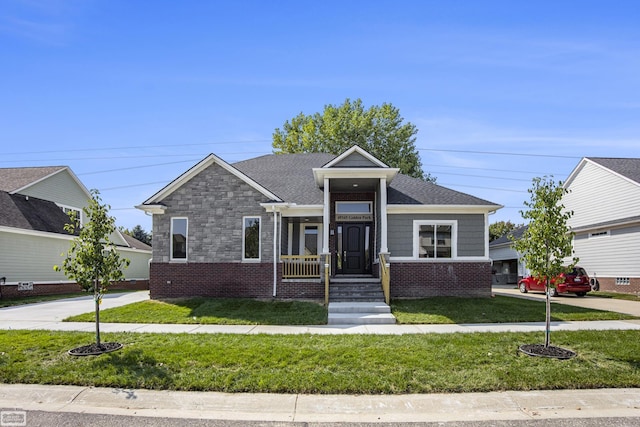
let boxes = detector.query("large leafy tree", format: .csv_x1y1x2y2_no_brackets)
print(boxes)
272,98,434,181
55,189,130,348
122,224,152,246
512,177,578,348
489,220,524,242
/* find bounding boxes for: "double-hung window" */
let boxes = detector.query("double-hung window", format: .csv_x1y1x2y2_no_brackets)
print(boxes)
243,216,261,261
171,217,188,261
414,220,457,259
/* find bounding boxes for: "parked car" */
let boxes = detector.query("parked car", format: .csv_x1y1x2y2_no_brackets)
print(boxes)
518,267,591,297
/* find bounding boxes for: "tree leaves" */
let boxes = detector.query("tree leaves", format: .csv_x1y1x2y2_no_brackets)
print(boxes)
272,98,434,181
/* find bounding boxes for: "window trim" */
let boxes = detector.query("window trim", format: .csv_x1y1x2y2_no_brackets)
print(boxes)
170,217,188,262
413,220,458,260
242,216,262,262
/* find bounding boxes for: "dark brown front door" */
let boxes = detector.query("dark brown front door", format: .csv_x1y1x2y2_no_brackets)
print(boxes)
337,223,371,275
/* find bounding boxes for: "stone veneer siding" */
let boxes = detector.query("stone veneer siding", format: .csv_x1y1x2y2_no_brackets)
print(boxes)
390,261,492,298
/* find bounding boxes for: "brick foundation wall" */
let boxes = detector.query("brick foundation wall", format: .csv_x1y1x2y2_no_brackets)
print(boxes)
592,277,640,295
151,262,324,300
0,280,149,299
391,261,492,298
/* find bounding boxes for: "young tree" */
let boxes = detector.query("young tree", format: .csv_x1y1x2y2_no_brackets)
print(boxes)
55,190,130,349
512,176,578,348
272,98,435,182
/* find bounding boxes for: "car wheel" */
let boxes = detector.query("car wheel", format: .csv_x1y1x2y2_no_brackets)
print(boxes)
519,282,528,293
576,292,587,297
550,287,559,297
590,278,600,291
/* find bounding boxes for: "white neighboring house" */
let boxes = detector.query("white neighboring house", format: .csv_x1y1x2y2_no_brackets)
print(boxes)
489,225,528,286
0,166,151,297
563,157,640,294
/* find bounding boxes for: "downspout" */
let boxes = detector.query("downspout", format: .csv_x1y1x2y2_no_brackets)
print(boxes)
273,208,278,297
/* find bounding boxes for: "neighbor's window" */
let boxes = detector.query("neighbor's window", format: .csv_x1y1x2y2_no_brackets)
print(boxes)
171,217,188,260
415,221,456,259
59,205,83,227
243,216,261,261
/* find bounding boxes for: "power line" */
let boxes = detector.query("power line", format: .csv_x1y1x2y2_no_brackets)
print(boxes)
419,148,581,159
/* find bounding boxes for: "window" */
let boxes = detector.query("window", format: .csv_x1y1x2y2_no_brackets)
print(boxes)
414,221,457,259
59,205,82,227
171,217,188,260
243,216,261,261
303,225,318,255
336,202,372,214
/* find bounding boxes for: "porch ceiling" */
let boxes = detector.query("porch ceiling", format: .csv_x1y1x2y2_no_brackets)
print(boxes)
326,177,379,192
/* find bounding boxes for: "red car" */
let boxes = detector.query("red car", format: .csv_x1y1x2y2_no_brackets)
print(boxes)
518,267,591,297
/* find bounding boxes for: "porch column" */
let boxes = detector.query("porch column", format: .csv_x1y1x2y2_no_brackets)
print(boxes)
322,177,330,254
380,177,388,253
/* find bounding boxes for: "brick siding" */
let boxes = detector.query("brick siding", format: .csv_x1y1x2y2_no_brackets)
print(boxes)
150,262,323,299
0,280,149,299
592,277,640,295
390,261,492,298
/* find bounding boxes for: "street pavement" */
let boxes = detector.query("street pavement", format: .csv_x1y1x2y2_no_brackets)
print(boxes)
1,289,640,424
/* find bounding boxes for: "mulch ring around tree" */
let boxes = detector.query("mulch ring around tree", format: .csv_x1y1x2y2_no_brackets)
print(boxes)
68,342,123,356
519,344,577,360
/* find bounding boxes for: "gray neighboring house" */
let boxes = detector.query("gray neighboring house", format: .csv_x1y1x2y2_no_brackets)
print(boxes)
563,157,640,294
489,225,527,286
0,166,152,298
137,146,502,302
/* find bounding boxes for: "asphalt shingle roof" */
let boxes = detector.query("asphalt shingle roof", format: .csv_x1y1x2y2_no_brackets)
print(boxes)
0,191,74,234
0,166,66,193
233,153,500,207
588,158,640,185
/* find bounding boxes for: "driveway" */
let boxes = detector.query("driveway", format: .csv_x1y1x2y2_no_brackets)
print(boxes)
0,290,150,322
493,285,640,317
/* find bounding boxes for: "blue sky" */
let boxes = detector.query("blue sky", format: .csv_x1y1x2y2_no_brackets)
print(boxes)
2,0,639,232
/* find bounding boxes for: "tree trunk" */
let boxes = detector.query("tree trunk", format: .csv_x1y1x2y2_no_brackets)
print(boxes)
545,277,551,347
94,277,101,348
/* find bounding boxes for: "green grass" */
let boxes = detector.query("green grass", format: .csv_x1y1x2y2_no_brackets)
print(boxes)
65,298,328,325
591,291,640,301
392,295,637,324
0,289,140,308
1,329,640,394
63,295,636,325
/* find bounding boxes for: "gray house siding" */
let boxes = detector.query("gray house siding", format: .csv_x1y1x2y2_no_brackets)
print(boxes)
388,213,486,258
153,162,273,264
333,152,379,168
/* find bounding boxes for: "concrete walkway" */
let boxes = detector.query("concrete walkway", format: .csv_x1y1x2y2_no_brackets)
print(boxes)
1,289,640,423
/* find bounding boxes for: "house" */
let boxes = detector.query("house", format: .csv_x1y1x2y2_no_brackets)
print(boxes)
562,157,640,293
0,166,152,298
489,225,527,286
137,146,501,302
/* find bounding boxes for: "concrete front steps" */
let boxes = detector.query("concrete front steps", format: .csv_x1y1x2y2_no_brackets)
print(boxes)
327,302,396,325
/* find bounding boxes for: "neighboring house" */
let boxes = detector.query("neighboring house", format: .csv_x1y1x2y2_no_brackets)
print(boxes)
137,146,501,301
0,166,152,298
562,157,640,294
489,225,527,286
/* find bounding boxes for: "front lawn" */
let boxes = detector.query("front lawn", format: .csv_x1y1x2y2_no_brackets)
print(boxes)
392,296,637,324
1,329,640,394
63,295,636,325
65,298,327,325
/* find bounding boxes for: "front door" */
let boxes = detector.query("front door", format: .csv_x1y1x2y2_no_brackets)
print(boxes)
337,223,371,275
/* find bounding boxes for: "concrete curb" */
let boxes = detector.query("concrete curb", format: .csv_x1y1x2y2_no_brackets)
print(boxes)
1,384,639,423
